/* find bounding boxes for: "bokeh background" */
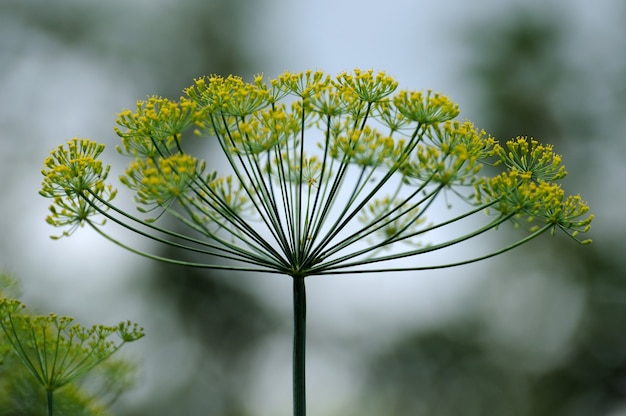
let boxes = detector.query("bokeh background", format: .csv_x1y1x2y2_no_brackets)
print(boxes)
1,0,624,414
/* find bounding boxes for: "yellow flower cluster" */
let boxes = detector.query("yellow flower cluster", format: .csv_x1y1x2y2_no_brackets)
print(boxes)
400,121,496,187
483,136,590,238
225,105,301,155
477,166,592,241
186,74,271,116
121,153,205,212
40,139,117,238
337,69,398,103
495,136,567,182
393,90,460,124
40,69,593,275
115,96,198,158
329,125,397,167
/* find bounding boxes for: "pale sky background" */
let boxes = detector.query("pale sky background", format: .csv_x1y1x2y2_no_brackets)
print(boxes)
0,0,622,414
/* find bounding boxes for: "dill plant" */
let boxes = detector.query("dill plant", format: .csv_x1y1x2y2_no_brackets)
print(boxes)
0,275,144,416
40,69,592,415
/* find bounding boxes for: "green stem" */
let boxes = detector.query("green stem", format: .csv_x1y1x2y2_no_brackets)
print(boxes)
292,275,306,416
314,222,554,275
87,222,288,274
47,389,53,416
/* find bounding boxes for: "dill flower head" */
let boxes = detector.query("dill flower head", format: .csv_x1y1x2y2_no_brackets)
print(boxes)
0,298,144,391
40,69,593,276
40,139,117,239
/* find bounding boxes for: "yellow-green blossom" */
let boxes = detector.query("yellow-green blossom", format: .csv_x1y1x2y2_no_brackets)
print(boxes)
40,139,117,239
121,153,205,211
40,69,593,275
337,69,398,103
186,74,271,116
400,121,496,187
277,70,329,99
225,105,300,155
329,125,397,167
495,136,567,182
393,90,460,125
115,96,198,158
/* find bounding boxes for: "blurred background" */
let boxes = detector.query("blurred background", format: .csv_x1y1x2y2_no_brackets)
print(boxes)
0,0,624,414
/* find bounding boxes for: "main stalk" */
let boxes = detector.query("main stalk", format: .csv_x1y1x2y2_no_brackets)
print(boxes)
292,275,307,416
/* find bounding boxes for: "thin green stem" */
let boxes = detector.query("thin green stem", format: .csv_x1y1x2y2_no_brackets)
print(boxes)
314,222,553,275
318,212,514,272
50,324,63,387
307,123,426,263
301,115,333,254
292,275,306,416
296,102,306,263
314,179,443,264
47,389,53,416
87,221,288,274
5,315,44,386
85,190,287,270
211,114,293,257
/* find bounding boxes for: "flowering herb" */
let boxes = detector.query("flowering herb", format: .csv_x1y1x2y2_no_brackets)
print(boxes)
0,297,143,416
40,69,592,416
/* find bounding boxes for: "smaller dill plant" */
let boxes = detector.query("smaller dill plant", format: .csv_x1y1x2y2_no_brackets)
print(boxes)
0,273,144,416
